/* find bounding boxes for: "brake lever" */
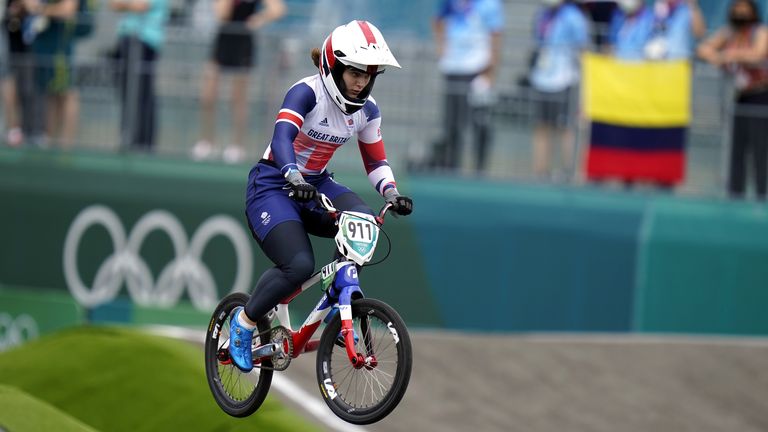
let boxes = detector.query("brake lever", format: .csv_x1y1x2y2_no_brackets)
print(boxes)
377,202,395,224
317,193,337,213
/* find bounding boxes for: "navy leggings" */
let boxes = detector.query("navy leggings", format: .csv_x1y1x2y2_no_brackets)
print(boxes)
729,89,768,200
244,192,372,321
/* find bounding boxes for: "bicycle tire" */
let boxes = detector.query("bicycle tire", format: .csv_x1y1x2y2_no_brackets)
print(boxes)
316,298,412,424
204,292,273,417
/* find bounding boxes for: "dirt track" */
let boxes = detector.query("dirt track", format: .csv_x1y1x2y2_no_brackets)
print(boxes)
275,330,768,432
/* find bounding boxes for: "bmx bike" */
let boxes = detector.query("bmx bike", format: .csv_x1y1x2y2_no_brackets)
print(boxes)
204,193,412,425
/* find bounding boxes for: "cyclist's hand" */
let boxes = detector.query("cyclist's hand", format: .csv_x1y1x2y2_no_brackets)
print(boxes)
392,195,413,215
290,182,317,202
384,189,413,216
286,169,317,203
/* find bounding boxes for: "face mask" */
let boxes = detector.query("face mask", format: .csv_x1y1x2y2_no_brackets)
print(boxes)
618,0,642,13
729,15,754,29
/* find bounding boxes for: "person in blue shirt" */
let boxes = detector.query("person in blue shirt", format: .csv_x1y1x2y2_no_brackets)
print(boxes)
529,0,589,180
110,0,169,151
609,0,654,60
431,0,504,172
609,0,706,60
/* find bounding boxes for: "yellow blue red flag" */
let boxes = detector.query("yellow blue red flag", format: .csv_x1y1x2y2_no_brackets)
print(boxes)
582,53,691,184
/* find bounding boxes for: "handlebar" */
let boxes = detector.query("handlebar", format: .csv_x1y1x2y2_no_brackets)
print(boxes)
376,202,395,225
316,193,394,226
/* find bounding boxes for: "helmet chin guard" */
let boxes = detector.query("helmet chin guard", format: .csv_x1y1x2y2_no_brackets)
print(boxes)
319,20,401,114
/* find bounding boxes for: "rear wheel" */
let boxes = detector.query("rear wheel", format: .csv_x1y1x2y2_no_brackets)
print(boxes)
316,298,412,424
204,293,273,417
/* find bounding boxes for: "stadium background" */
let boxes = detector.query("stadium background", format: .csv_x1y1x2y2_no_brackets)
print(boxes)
2,1,768,431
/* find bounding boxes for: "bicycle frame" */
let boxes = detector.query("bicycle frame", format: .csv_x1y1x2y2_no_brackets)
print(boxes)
258,260,361,360
254,196,393,369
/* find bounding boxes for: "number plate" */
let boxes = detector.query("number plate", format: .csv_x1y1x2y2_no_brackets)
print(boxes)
335,212,379,265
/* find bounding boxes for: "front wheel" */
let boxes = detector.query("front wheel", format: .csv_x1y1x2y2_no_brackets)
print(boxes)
316,298,412,425
204,292,273,417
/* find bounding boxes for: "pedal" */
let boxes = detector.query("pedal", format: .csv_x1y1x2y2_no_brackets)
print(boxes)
252,343,279,359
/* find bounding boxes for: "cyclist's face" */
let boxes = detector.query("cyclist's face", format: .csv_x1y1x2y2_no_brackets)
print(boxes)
342,68,371,99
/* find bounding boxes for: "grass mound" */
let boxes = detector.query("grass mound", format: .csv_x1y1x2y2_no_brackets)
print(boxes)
0,326,318,432
0,384,97,432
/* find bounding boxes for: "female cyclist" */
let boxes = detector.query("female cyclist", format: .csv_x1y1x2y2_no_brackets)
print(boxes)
229,20,414,372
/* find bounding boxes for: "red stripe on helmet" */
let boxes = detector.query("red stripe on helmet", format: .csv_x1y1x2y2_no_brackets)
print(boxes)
324,34,335,69
357,20,377,45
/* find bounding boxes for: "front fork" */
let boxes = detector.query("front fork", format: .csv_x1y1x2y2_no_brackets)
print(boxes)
332,262,376,369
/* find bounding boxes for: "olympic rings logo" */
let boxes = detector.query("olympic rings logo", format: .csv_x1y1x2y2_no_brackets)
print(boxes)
0,313,39,351
63,205,253,311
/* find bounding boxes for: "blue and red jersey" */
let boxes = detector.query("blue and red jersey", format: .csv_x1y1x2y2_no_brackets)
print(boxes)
262,74,397,196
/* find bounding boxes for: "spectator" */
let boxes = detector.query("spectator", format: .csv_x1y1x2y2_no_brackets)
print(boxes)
529,0,589,180
191,0,286,164
608,0,654,60
641,0,706,60
3,0,38,146
23,0,79,148
607,0,707,61
602,0,705,191
430,0,503,172
698,0,768,200
110,0,169,151
0,2,21,146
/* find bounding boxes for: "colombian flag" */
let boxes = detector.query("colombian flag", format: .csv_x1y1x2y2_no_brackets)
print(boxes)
583,53,691,184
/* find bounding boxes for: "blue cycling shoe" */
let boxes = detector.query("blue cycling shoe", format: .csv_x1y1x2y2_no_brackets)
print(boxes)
229,307,254,372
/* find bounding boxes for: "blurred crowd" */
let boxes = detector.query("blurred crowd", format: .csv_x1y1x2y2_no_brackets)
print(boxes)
1,0,767,200
0,0,286,155
425,0,768,201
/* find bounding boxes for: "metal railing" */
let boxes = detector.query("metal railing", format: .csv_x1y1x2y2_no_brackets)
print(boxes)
1,3,765,201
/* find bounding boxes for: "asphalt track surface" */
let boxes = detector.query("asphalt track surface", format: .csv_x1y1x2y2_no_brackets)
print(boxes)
273,330,768,432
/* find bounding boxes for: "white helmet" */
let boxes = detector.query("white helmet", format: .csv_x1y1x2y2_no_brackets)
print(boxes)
319,20,401,114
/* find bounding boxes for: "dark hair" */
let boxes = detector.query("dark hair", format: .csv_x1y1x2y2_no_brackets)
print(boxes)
311,48,321,67
730,0,762,23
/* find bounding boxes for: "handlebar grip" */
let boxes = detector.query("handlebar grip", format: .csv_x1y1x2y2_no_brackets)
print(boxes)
316,193,337,213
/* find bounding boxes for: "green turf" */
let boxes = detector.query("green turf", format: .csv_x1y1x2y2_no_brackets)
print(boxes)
0,326,320,432
0,384,97,432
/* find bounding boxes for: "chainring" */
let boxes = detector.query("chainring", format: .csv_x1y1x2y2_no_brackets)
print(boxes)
269,326,293,371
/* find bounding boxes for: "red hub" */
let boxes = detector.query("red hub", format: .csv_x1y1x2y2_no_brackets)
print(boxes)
217,349,232,365
350,353,367,369
364,355,378,370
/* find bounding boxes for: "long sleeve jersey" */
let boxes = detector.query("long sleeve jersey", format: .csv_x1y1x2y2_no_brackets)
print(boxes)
262,74,398,197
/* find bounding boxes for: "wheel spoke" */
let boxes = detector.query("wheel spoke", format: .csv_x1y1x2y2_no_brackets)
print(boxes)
205,295,273,417
339,363,355,383
326,308,401,409
317,300,410,423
